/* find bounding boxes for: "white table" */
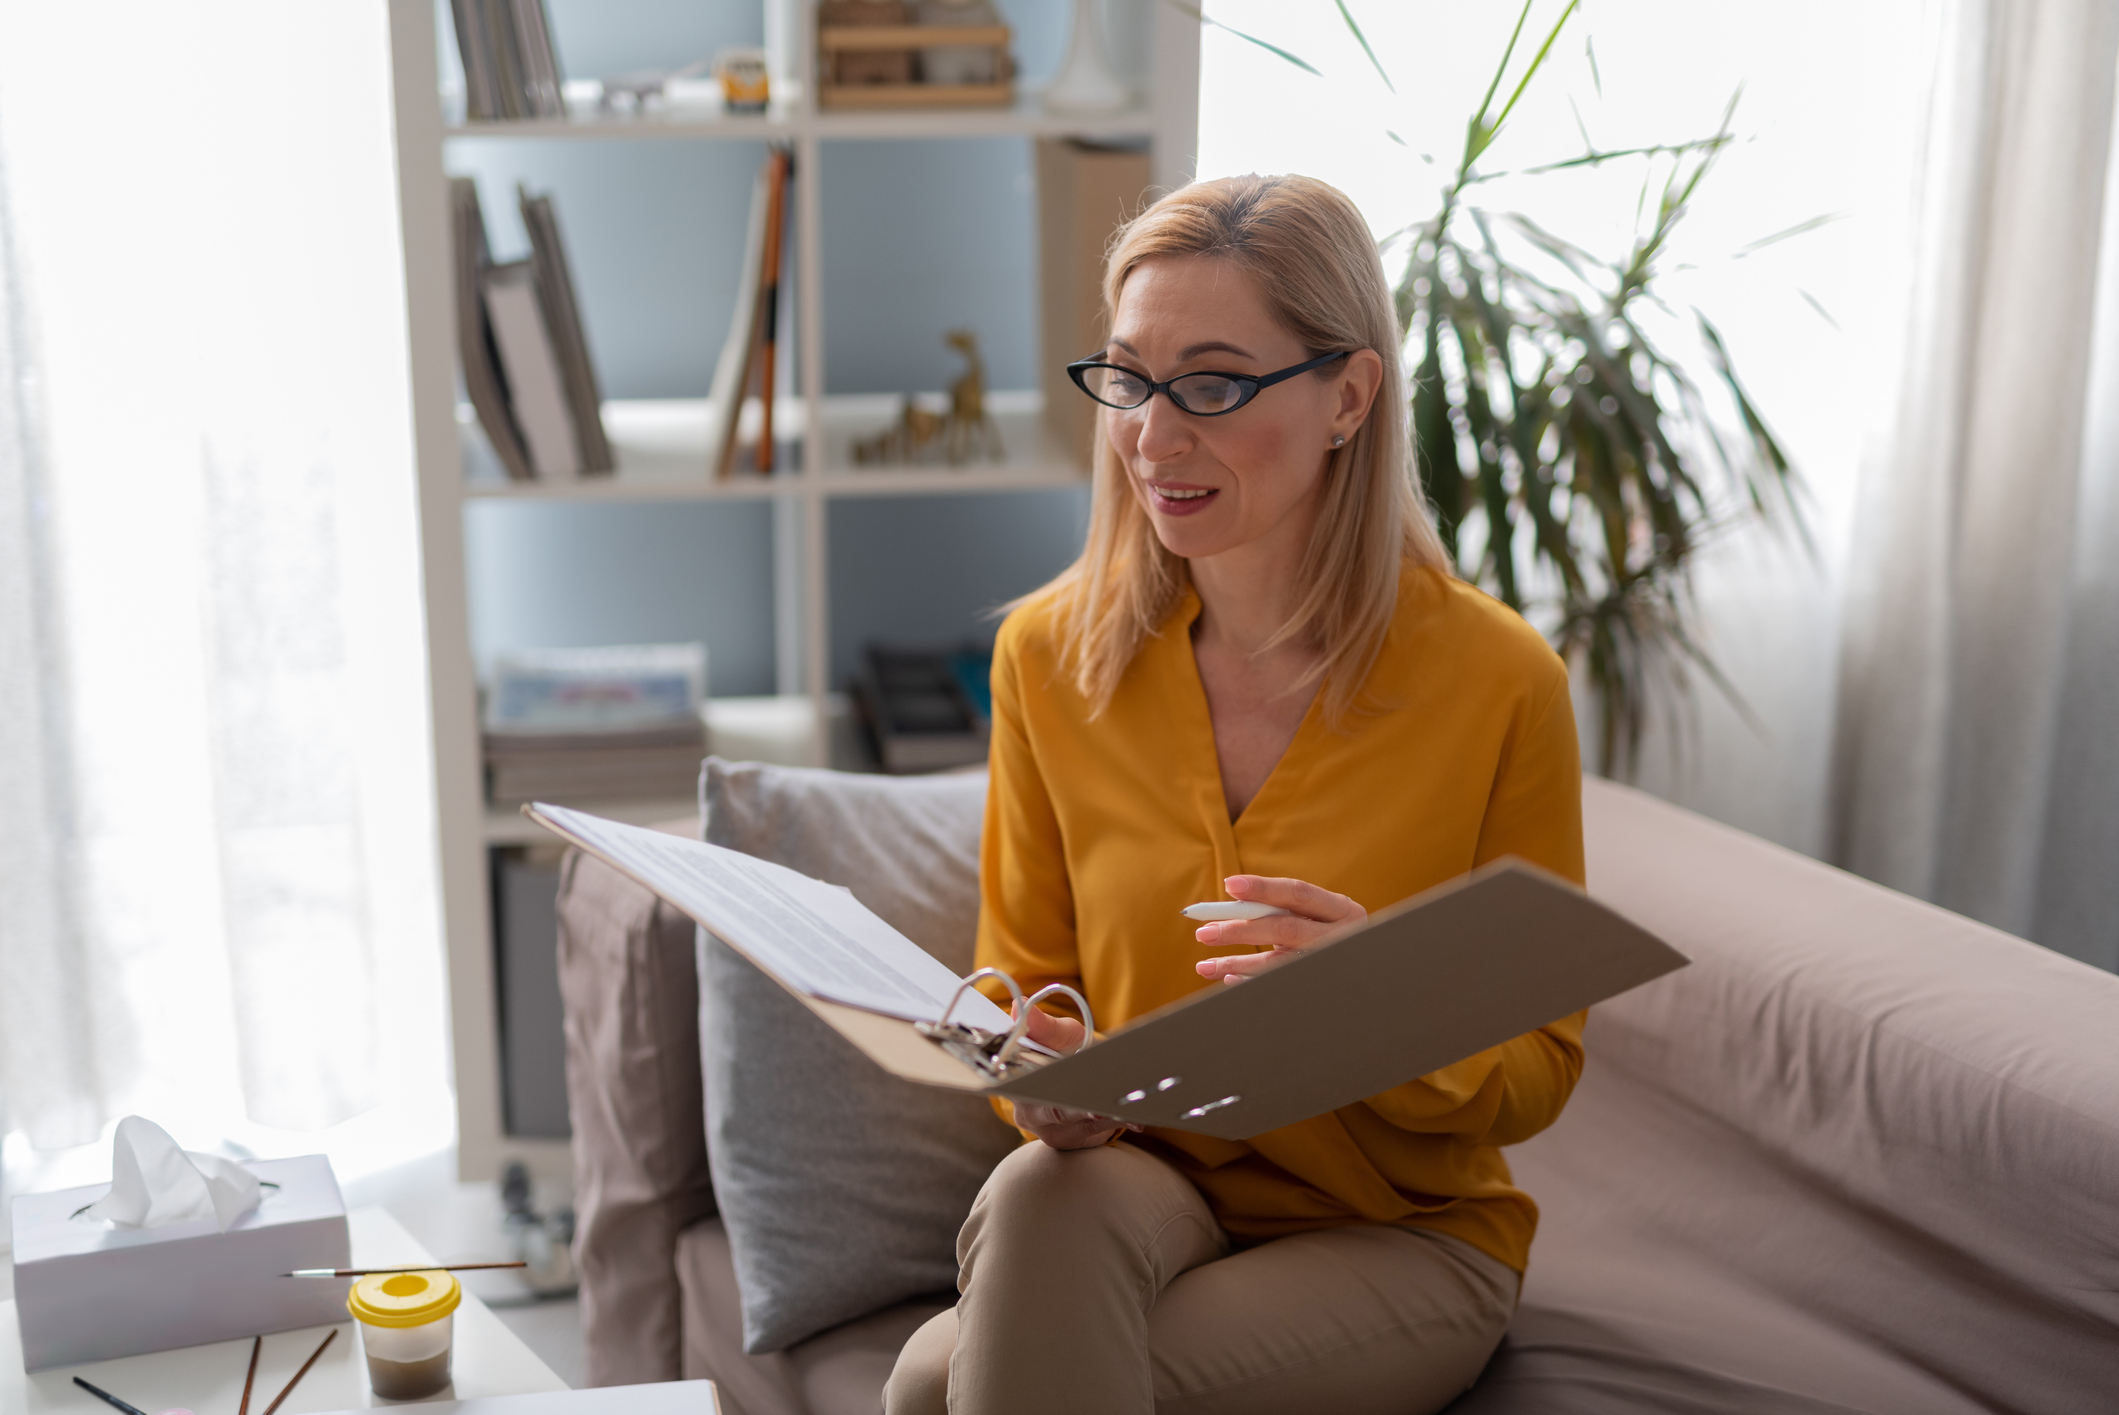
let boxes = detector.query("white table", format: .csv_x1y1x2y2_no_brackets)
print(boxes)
3,1207,569,1412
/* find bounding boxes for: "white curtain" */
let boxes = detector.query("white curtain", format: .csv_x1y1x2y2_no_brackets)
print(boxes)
1829,0,2119,971
0,3,451,1199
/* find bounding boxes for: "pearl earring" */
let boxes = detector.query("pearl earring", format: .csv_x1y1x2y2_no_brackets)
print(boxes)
1331,435,1346,448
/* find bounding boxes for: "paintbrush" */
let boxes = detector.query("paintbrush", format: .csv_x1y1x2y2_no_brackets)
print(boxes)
237,1334,261,1415
257,1329,335,1415
284,1261,526,1277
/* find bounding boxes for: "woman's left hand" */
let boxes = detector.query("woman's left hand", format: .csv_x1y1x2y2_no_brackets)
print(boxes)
1194,875,1366,985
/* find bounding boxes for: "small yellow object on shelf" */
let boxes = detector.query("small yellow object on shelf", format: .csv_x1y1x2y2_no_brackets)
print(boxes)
715,47,770,113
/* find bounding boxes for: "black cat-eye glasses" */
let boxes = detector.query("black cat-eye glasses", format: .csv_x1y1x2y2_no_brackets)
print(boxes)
1066,350,1348,417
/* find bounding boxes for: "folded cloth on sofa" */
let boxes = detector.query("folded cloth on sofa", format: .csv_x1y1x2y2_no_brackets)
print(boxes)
699,759,1018,1354
556,824,715,1388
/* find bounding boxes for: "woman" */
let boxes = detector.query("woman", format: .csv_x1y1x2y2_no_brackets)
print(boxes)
886,174,1585,1415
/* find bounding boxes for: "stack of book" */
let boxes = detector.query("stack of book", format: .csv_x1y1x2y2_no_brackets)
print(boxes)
452,178,613,482
452,0,568,121
484,644,708,802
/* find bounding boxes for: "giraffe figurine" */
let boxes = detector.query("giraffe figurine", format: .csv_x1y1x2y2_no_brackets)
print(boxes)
943,329,1004,465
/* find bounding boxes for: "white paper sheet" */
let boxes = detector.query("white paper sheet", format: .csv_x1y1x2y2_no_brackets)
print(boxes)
536,804,1017,1033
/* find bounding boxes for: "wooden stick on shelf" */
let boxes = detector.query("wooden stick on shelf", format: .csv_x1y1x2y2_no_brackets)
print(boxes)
754,147,790,473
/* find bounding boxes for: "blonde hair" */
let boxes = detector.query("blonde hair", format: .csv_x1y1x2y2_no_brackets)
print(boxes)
1030,173,1450,726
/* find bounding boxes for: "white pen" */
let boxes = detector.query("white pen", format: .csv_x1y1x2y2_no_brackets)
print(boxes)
1180,901,1290,922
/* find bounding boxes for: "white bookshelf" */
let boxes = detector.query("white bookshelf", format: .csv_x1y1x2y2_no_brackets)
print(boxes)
384,0,1201,1186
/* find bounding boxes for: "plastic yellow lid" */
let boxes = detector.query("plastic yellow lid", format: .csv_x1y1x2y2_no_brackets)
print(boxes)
346,1270,462,1328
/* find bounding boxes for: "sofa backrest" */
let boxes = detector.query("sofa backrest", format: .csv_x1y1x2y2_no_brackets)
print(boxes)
1494,779,2119,1412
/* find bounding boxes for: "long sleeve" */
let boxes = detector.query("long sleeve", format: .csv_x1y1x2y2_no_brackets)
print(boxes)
974,621,1082,1000
975,621,1085,1138
1362,665,1587,1148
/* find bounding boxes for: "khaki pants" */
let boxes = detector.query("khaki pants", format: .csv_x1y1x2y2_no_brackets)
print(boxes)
884,1141,1518,1415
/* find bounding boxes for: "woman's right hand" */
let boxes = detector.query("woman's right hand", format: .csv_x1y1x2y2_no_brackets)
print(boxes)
1007,1003,1141,1150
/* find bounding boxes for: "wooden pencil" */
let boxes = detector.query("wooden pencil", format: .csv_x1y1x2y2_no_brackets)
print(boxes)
754,145,790,473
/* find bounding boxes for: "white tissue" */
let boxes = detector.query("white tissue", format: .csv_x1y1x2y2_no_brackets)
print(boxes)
81,1116,262,1231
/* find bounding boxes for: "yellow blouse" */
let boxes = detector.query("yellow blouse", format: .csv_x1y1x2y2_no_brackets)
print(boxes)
976,562,1586,1273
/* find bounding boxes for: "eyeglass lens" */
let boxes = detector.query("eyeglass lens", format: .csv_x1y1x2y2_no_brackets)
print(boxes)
1079,365,1251,415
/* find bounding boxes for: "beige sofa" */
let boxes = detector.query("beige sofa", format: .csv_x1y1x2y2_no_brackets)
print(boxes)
557,777,2119,1415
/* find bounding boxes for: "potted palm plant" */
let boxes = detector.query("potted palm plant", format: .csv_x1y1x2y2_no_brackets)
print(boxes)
1192,0,1805,776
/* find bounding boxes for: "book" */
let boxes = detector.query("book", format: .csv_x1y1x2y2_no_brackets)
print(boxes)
704,147,791,479
480,0,527,120
484,260,580,479
450,177,534,482
519,186,613,475
486,643,707,734
451,0,567,120
527,805,1689,1141
486,739,707,803
508,0,566,119
450,0,500,120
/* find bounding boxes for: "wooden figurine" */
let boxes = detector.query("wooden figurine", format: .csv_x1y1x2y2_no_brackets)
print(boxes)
852,329,1004,467
943,328,1003,464
853,400,946,465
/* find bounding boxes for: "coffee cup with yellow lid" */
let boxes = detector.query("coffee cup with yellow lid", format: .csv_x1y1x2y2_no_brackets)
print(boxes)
347,1269,461,1400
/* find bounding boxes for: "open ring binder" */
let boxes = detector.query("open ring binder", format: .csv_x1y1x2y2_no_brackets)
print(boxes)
523,801,1688,1140
915,968,1096,1080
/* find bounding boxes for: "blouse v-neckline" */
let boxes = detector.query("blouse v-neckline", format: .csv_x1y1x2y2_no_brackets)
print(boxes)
1164,588,1325,853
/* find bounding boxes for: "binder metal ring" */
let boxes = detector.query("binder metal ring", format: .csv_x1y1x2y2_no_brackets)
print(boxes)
939,967,1023,1029
918,970,1094,1080
997,983,1095,1064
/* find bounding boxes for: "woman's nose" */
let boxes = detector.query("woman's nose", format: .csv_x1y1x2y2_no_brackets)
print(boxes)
1130,392,1193,463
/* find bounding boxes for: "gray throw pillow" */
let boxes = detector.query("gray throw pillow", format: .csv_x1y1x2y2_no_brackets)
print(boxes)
698,758,1020,1354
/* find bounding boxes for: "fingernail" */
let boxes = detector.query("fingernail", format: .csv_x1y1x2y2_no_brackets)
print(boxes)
1196,922,1220,943
1225,876,1248,894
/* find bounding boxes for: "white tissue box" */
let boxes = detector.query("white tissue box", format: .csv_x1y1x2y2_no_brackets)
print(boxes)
9,1154,351,1371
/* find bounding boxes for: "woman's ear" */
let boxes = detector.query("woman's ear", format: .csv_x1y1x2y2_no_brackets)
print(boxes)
1330,347,1385,442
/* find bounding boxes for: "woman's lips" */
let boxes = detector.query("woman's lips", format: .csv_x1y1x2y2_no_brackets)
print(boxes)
1146,482,1219,517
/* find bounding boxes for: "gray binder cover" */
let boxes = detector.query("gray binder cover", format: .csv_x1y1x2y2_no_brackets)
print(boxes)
528,804,1687,1141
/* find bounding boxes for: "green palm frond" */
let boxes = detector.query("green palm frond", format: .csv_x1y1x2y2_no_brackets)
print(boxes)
1179,0,1812,775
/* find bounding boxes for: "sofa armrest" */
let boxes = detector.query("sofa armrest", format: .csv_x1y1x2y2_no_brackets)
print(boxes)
557,824,716,1387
